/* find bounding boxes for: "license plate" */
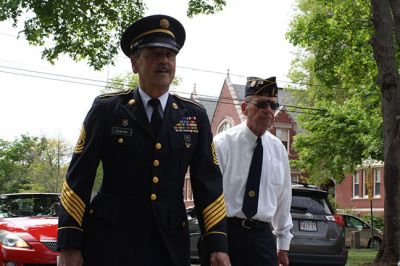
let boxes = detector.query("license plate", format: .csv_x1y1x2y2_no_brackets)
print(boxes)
299,220,317,232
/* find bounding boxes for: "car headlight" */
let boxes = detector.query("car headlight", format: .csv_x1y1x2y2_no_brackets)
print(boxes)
0,229,31,248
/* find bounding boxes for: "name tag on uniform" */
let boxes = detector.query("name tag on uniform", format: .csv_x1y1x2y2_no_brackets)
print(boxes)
111,127,133,136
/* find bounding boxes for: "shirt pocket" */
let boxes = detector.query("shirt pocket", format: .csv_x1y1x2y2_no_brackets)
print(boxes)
268,158,284,185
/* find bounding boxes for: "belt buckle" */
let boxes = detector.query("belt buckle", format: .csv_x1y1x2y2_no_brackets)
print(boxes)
241,219,252,229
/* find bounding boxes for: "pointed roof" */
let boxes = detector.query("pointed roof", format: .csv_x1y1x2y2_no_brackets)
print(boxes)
190,84,218,123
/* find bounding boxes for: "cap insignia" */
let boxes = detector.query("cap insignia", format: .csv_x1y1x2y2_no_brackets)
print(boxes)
160,19,170,29
250,80,256,87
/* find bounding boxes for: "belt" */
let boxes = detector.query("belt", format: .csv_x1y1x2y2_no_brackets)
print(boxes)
227,217,269,231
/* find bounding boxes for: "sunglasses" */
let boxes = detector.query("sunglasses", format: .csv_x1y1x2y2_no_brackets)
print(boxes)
251,100,280,110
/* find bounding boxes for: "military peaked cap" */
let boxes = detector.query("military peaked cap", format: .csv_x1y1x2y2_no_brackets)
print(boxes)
121,14,186,57
245,76,278,97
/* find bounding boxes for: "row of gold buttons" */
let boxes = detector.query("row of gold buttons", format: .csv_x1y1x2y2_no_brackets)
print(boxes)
151,143,162,201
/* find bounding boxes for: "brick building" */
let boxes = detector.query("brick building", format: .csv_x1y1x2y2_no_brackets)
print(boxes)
336,160,385,217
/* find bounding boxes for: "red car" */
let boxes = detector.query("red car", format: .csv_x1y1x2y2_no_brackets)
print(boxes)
0,193,60,266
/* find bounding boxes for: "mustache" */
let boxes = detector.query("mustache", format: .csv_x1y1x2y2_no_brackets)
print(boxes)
155,65,170,73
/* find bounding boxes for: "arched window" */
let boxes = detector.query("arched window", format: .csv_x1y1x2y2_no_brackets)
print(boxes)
216,117,234,134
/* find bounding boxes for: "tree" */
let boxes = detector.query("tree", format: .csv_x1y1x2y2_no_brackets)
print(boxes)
21,136,73,193
0,135,44,192
370,0,400,263
287,0,383,184
0,0,226,70
0,135,74,193
287,0,400,262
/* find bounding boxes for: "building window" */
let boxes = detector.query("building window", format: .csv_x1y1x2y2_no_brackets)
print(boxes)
353,172,360,197
216,117,234,134
276,128,289,150
363,169,369,198
374,168,381,196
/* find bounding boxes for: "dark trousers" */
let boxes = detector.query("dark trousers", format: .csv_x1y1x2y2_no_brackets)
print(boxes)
227,218,277,266
145,219,174,266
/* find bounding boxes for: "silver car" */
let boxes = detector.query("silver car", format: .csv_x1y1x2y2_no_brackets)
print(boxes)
187,183,348,265
289,184,348,266
342,214,383,249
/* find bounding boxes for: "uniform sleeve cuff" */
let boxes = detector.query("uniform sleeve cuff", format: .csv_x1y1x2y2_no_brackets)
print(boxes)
203,231,228,254
57,227,84,251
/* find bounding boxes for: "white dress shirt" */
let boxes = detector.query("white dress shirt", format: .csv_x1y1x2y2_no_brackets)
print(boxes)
138,87,169,121
213,121,293,250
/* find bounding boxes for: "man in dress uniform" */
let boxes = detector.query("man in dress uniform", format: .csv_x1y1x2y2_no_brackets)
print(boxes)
213,77,293,266
57,14,230,266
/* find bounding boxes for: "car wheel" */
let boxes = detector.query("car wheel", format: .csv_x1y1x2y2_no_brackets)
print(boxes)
368,237,382,249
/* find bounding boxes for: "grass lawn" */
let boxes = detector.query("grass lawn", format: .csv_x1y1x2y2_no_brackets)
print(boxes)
347,249,379,266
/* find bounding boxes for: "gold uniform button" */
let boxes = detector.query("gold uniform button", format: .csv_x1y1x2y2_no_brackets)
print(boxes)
153,160,160,167
153,176,159,183
155,143,162,149
151,194,157,201
248,190,256,197
118,138,124,144
128,99,136,105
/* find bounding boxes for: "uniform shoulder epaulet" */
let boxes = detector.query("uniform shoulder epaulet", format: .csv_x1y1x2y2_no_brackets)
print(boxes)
99,88,135,98
173,93,204,108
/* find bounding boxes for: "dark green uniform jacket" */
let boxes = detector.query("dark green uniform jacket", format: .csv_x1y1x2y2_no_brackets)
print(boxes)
57,88,227,265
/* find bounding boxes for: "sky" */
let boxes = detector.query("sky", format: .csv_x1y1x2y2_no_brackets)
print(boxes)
0,1,296,144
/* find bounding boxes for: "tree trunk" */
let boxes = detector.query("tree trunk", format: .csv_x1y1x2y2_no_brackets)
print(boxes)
370,0,400,263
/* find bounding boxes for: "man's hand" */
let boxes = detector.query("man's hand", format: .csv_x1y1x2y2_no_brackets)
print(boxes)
58,249,83,266
277,249,289,266
209,251,231,266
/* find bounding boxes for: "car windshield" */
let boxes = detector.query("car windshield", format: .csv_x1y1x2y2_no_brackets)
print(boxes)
0,194,60,218
291,194,332,215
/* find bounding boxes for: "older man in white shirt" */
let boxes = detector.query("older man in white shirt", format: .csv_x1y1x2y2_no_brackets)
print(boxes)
213,76,293,266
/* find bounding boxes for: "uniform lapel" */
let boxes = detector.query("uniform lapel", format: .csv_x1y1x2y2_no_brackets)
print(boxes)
120,89,153,137
158,95,186,138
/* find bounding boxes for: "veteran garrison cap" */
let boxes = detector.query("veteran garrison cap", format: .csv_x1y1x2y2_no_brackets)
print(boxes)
245,76,278,97
120,14,186,57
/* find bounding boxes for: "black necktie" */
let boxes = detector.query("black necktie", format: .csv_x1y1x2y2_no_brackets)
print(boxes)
242,137,263,219
149,98,162,136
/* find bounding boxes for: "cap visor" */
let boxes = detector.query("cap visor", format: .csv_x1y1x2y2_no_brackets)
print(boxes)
137,42,179,53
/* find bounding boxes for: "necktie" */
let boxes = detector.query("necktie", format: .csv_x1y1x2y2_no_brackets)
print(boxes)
242,137,263,219
148,98,162,136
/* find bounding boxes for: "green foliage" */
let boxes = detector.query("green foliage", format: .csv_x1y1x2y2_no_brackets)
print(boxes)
0,135,73,193
187,0,226,16
361,214,384,232
0,135,42,192
286,0,384,184
0,0,226,70
0,0,145,70
327,192,338,210
20,137,73,193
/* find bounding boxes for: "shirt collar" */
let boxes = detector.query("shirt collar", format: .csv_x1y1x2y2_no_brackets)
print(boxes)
242,122,259,146
138,87,169,111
